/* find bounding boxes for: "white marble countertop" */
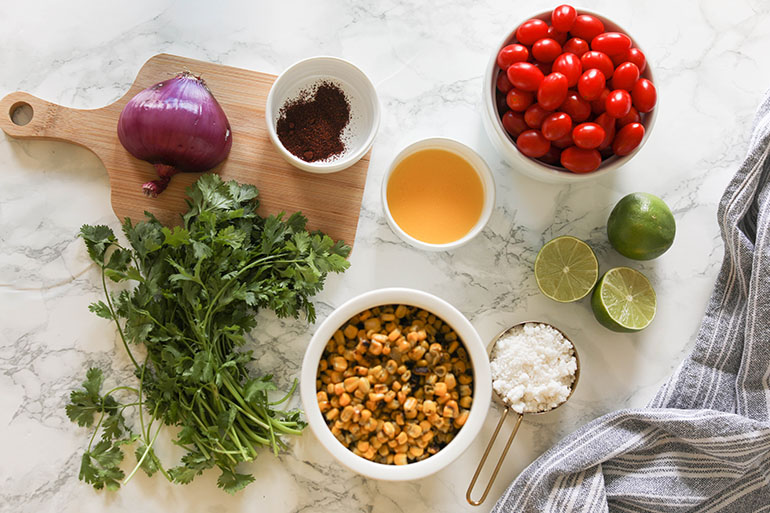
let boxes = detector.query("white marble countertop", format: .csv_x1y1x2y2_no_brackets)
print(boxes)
3,0,770,511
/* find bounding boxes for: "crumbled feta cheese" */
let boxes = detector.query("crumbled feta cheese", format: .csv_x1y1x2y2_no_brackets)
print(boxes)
490,323,577,414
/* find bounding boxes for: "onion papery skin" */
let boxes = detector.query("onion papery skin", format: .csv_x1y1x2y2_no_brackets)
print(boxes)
117,72,233,197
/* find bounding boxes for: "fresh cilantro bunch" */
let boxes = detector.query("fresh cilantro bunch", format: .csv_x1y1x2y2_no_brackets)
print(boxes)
67,174,350,493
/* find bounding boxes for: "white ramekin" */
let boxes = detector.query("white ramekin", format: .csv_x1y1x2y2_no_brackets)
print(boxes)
482,10,657,184
265,56,380,173
300,288,492,481
381,137,496,251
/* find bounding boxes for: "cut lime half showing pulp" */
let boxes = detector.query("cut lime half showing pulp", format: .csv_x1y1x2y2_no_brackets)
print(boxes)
591,267,656,332
534,236,599,302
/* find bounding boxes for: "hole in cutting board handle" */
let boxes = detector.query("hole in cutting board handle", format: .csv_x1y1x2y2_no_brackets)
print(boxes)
10,102,33,126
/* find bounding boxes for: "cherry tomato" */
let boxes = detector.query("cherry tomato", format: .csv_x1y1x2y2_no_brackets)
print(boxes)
561,147,601,173
533,61,552,76
541,112,572,141
581,51,614,78
553,132,575,149
612,122,645,156
591,32,632,56
532,38,563,62
506,87,534,112
594,112,616,150
605,89,632,118
572,122,605,149
617,106,640,127
577,69,606,101
591,88,610,115
517,129,551,157
496,71,513,93
570,14,605,41
502,110,528,138
539,145,563,165
563,37,589,57
507,62,545,92
537,72,569,110
516,19,549,45
560,92,591,122
552,5,577,32
524,103,552,128
547,26,569,45
631,78,657,113
611,62,640,91
497,44,530,69
613,47,646,72
552,52,582,87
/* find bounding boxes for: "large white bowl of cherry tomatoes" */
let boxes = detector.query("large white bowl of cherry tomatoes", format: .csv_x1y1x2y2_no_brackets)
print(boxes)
483,5,657,183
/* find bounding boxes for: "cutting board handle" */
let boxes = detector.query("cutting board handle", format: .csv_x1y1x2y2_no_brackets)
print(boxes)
0,91,108,154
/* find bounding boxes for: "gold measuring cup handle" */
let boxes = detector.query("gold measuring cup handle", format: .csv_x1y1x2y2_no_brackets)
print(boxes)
466,408,524,506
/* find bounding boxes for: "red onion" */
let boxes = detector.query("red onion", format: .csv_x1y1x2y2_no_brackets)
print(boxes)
117,72,232,197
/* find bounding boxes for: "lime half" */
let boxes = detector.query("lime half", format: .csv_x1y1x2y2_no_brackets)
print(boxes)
535,236,599,302
591,267,656,332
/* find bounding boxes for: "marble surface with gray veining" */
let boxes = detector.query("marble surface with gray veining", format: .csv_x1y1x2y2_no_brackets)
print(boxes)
2,0,770,511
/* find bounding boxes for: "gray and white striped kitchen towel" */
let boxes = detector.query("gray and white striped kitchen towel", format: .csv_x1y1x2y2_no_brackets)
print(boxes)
493,91,770,513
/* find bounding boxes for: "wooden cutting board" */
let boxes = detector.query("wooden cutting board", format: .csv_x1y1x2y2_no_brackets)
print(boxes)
0,53,370,247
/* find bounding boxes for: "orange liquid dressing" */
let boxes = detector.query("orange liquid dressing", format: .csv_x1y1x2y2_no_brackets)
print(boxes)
386,148,484,244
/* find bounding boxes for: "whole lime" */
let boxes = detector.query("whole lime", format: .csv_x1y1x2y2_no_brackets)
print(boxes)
607,193,675,260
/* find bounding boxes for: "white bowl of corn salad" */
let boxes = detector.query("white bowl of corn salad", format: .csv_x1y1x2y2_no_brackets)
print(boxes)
300,287,492,481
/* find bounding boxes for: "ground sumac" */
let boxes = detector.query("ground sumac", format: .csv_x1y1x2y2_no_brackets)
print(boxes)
276,82,351,162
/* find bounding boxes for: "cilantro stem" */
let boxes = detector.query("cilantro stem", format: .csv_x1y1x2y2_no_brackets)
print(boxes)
137,362,147,441
103,386,140,396
255,404,304,437
200,253,287,335
134,307,197,350
122,420,164,486
227,426,251,460
87,407,107,453
190,433,212,461
186,409,239,464
269,378,299,406
100,267,140,371
219,396,270,430
234,416,270,445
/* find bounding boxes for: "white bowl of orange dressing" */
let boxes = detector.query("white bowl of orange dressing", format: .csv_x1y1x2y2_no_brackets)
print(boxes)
382,138,496,252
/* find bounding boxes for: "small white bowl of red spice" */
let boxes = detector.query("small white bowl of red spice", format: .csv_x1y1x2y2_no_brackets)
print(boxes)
265,56,380,173
483,5,658,183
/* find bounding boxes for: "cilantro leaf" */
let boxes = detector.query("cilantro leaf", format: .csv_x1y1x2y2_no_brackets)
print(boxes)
169,451,214,485
79,439,125,491
217,467,255,495
80,225,117,265
66,368,116,427
101,411,127,440
88,301,112,320
243,376,278,402
162,226,191,248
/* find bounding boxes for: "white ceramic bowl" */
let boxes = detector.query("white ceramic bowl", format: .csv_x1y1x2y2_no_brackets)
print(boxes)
482,10,657,184
265,56,380,173
300,288,492,481
381,137,496,252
